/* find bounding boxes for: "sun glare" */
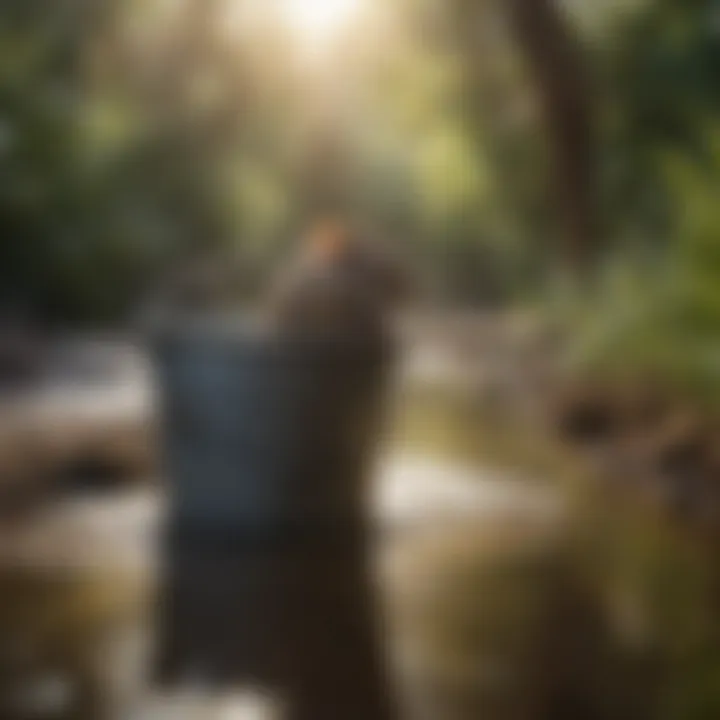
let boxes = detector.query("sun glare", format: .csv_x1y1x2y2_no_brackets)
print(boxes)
280,0,361,41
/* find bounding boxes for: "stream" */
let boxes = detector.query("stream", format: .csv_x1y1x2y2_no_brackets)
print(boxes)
0,333,565,719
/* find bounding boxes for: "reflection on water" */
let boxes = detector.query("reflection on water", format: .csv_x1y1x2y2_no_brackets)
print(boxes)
0,379,563,720
0,566,149,719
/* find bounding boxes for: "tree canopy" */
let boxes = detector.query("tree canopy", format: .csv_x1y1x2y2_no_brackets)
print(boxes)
0,0,719,322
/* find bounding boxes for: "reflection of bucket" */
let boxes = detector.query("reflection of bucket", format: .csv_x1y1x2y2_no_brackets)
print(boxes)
152,321,396,719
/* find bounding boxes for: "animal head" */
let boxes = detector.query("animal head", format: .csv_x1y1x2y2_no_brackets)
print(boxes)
303,217,413,310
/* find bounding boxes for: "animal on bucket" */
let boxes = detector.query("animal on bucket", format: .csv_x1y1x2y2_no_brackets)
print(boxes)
269,218,411,343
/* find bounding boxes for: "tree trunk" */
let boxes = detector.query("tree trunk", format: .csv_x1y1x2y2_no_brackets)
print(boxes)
505,0,597,273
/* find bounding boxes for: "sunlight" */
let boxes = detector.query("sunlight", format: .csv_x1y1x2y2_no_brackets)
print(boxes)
280,0,361,42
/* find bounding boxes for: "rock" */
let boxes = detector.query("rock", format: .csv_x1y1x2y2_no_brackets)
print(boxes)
0,342,155,511
556,383,670,446
557,392,619,444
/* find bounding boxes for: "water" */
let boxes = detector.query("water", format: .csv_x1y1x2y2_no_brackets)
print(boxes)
0,336,563,719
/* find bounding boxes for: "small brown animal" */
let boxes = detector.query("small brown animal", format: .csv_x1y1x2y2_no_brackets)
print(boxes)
269,219,410,346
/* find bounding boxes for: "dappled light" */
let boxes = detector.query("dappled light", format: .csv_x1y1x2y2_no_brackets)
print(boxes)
2,0,720,718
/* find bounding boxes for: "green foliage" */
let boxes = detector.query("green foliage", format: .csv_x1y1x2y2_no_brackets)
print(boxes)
549,0,720,409
2,0,720,333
